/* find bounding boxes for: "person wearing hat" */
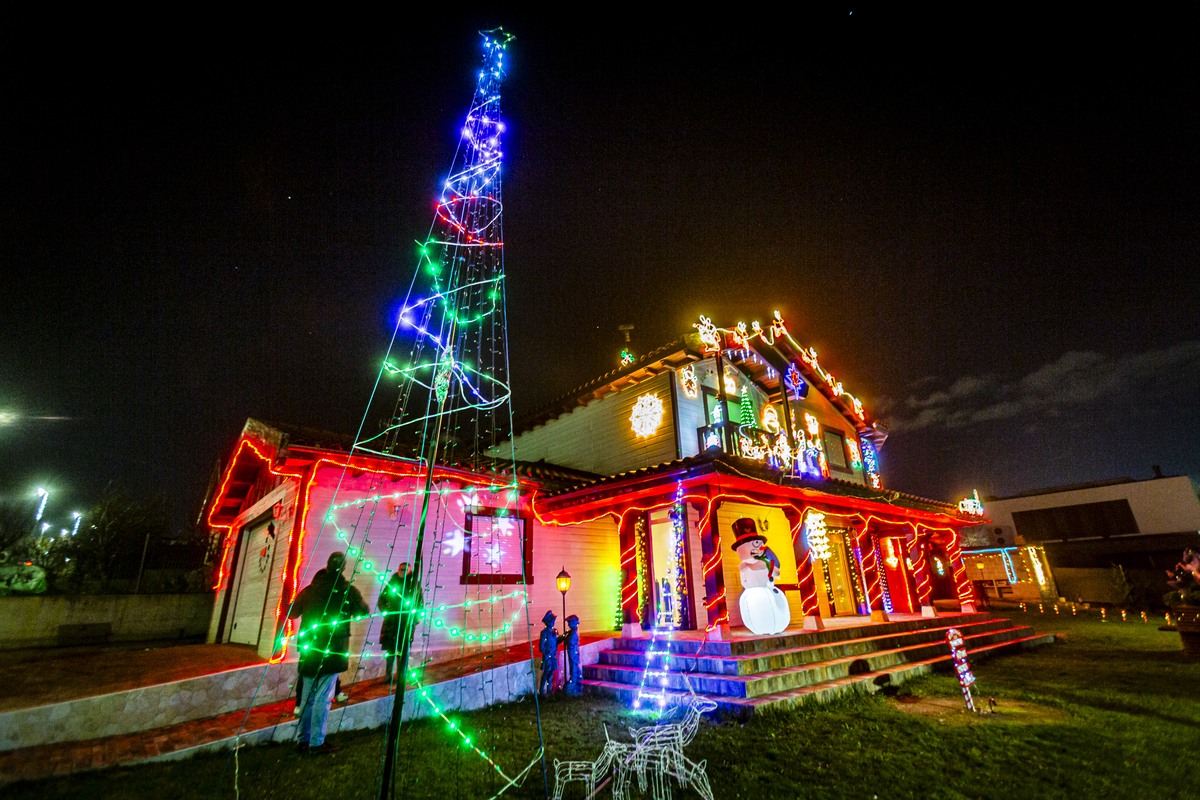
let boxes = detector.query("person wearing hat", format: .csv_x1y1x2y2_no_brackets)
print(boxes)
538,610,560,695
731,518,790,635
287,551,369,754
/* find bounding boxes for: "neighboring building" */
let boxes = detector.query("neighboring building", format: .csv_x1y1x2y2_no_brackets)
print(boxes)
962,472,1200,605
201,313,985,682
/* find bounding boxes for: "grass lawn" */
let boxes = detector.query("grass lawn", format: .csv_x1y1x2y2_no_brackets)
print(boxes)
9,612,1197,799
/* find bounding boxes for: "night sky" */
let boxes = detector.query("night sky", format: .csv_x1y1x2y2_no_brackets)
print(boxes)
3,12,1198,532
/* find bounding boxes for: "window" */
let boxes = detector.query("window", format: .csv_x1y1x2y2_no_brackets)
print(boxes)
460,508,533,584
822,429,851,472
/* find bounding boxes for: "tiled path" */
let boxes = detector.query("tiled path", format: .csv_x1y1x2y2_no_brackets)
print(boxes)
0,641,265,712
0,633,611,784
0,680,377,783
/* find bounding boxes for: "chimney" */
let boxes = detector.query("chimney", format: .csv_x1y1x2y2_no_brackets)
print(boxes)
1152,464,1164,479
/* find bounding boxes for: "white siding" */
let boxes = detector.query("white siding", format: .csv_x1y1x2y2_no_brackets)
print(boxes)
676,366,709,458
972,475,1200,540
497,371,678,476
283,469,620,680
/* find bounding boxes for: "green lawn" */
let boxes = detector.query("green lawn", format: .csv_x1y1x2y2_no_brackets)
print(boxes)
10,612,1198,799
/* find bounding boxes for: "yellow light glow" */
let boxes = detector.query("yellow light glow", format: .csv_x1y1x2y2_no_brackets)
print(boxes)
804,510,830,561
1026,546,1047,586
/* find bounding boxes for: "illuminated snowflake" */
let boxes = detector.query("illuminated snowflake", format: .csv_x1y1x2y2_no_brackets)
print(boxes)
629,393,664,438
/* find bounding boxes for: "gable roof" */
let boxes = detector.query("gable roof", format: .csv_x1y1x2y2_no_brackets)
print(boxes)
510,318,890,448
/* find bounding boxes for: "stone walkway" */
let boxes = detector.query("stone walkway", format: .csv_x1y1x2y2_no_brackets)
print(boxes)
0,641,265,712
0,679,382,783
0,633,610,784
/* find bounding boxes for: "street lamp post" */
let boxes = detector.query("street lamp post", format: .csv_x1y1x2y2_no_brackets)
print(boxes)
556,567,571,691
34,488,49,525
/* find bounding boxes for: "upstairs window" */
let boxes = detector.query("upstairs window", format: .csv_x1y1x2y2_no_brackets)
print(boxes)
822,429,852,473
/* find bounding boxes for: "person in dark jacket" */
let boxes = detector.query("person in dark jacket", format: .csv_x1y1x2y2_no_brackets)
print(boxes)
288,551,368,754
378,563,423,683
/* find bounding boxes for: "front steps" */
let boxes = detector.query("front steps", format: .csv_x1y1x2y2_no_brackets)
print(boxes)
583,613,1054,713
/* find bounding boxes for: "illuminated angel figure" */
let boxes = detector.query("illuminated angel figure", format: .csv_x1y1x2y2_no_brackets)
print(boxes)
678,365,699,399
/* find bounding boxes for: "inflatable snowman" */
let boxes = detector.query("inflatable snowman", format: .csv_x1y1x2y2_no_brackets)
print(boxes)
732,518,791,635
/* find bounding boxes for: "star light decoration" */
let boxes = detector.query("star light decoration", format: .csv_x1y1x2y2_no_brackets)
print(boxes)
442,528,467,557
482,540,505,566
630,393,664,438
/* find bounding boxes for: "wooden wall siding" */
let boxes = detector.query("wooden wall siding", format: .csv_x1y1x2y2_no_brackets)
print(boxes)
530,517,620,634
256,469,619,676
717,502,808,629
498,371,678,477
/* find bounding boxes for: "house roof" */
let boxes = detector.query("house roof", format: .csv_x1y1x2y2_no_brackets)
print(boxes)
509,319,890,448
533,450,976,527
205,418,601,529
511,337,702,436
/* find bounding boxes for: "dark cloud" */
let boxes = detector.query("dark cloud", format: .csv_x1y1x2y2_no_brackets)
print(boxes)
888,343,1200,432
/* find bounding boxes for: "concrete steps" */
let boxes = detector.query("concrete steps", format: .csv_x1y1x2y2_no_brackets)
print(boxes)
582,614,1055,713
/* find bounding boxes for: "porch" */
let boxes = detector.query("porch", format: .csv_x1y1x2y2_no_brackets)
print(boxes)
584,611,1055,713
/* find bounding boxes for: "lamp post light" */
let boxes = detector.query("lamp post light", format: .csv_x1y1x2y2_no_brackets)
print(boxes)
34,488,49,523
70,512,82,536
556,567,571,690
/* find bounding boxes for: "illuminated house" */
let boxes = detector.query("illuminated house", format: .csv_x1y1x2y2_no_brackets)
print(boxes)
496,313,984,638
203,314,986,682
202,419,615,667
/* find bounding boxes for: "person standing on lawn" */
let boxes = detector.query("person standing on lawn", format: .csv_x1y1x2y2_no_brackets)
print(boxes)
288,551,369,754
379,562,423,683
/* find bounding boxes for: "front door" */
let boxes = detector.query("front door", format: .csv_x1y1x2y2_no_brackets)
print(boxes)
826,534,858,615
881,537,917,612
647,508,695,630
229,520,277,646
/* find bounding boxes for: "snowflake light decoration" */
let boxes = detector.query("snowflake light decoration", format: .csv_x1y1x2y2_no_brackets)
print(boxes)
630,393,664,438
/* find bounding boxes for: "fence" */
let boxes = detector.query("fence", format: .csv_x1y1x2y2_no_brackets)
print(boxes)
0,593,214,650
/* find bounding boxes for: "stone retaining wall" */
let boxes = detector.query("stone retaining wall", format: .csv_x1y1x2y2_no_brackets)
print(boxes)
0,593,213,650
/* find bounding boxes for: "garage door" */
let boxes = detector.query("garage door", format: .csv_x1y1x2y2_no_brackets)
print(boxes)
229,520,278,646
